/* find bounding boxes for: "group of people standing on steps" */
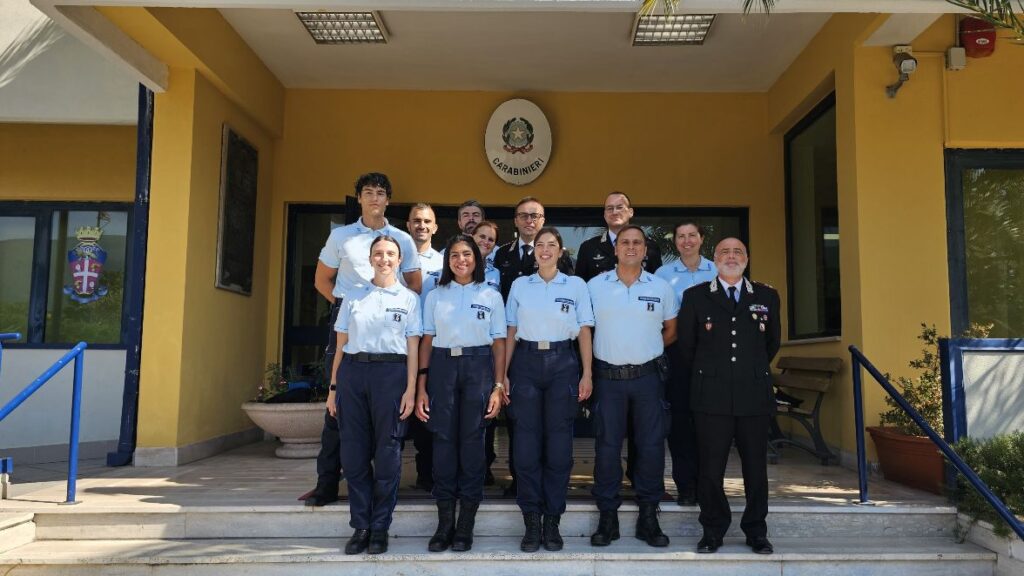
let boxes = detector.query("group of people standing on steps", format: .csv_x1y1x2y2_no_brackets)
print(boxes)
304,172,781,557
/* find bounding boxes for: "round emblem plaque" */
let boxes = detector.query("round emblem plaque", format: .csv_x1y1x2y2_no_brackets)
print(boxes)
484,99,552,186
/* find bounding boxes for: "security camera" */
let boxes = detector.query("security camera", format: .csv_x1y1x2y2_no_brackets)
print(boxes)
894,52,918,76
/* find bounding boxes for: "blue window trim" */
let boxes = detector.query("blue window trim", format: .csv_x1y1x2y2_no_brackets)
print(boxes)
944,148,1024,337
940,337,1024,444
0,200,134,348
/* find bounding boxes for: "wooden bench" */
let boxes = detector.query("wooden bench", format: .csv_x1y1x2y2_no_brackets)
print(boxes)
768,356,843,465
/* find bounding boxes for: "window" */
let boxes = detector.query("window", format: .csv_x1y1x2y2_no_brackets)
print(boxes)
785,93,841,340
946,149,1024,337
0,203,132,346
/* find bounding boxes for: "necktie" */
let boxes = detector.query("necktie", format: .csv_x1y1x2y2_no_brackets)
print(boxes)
728,286,738,306
523,245,533,259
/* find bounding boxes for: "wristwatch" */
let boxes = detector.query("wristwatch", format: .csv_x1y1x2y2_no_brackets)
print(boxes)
493,382,505,390
329,384,337,391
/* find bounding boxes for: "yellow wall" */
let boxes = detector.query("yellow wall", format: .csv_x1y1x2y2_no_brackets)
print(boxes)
767,14,1024,460
137,66,275,449
0,123,135,202
265,90,788,360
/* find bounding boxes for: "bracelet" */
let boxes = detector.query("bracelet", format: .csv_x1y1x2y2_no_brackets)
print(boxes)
329,384,337,391
493,382,505,390
418,368,429,376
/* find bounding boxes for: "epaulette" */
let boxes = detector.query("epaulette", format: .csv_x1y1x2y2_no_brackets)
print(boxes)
752,280,775,289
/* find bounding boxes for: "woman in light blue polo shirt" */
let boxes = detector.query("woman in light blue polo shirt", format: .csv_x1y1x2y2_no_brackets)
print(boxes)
654,220,718,303
472,220,502,293
654,220,716,507
415,234,506,553
328,235,421,556
504,227,594,553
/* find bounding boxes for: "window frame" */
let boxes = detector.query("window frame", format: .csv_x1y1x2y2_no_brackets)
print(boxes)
944,148,1024,336
783,91,841,341
0,200,134,350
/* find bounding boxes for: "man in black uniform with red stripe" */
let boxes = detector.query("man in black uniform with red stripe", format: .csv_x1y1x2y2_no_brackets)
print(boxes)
676,237,780,555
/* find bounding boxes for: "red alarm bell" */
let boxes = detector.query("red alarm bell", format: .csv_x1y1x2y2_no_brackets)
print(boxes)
960,16,996,58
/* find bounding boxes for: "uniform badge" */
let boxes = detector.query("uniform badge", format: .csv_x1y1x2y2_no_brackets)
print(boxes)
752,313,758,320
477,310,486,320
561,303,570,313
705,317,713,331
759,322,765,332
647,302,655,312
393,313,403,322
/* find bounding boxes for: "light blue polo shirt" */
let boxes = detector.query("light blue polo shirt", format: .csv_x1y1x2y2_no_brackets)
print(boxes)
655,256,717,305
506,272,594,342
484,261,501,293
318,217,421,300
335,281,422,355
588,270,679,365
417,247,444,305
423,281,506,348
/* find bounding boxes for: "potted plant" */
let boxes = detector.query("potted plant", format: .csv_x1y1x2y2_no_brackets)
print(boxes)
241,361,329,459
867,323,989,494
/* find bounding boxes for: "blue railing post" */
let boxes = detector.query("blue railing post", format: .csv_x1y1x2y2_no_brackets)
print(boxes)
64,352,85,505
0,341,87,504
850,349,870,504
0,332,22,375
850,344,1024,541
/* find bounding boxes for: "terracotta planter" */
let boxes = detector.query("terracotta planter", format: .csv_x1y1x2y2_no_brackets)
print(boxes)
867,426,945,495
241,402,324,458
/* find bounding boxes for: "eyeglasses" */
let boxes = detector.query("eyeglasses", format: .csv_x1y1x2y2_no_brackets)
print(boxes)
515,212,544,222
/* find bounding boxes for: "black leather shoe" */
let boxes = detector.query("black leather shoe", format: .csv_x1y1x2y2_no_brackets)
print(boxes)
590,511,620,547
675,485,697,506
484,469,496,486
542,514,564,551
344,529,370,555
428,500,456,552
520,512,542,552
746,535,774,555
451,501,479,552
414,476,434,492
635,503,669,547
367,530,388,555
304,484,339,507
696,533,723,553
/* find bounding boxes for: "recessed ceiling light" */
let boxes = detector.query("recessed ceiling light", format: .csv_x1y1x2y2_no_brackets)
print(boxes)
295,12,388,44
632,14,715,46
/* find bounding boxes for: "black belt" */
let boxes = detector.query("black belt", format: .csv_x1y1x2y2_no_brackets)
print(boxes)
349,353,407,363
594,358,659,381
435,345,491,357
517,339,572,351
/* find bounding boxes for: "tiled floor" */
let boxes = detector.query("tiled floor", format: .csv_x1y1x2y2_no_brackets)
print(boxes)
0,432,945,511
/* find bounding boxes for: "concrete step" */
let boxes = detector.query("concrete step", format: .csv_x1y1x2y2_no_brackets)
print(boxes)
26,503,958,540
0,536,996,575
0,513,35,553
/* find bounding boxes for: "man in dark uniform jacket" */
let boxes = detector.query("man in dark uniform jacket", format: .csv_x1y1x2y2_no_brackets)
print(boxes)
490,197,573,498
677,237,781,555
574,191,662,282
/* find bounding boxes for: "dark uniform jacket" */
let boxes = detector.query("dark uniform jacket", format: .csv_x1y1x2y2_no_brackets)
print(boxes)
574,230,662,282
676,277,781,416
493,240,575,300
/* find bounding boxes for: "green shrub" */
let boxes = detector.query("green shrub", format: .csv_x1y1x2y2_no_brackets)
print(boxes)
879,323,990,435
954,431,1024,538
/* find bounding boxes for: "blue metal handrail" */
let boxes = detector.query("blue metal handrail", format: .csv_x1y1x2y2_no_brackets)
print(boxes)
0,332,21,374
0,340,88,504
850,345,1024,540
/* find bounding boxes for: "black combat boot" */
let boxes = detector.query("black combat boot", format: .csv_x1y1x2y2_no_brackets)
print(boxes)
450,501,479,552
427,500,456,552
520,512,542,552
590,510,620,547
542,514,564,551
635,503,669,547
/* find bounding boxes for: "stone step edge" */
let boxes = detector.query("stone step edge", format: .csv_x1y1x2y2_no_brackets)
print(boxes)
10,503,959,515
0,537,997,565
0,513,34,530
